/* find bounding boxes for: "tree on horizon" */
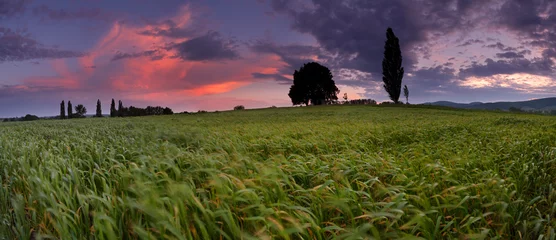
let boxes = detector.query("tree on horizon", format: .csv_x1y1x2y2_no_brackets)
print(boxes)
110,99,116,117
288,62,339,106
67,101,73,119
75,104,87,118
96,99,103,117
60,100,65,119
382,27,404,104
118,100,124,117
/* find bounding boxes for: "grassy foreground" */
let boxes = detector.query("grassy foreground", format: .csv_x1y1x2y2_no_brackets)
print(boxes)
1,105,555,239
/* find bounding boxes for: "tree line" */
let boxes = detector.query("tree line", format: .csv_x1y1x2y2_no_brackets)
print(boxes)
58,99,173,119
287,27,409,106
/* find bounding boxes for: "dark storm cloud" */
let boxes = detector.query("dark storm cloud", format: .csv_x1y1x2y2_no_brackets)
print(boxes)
249,40,325,82
171,31,239,61
251,73,291,84
0,28,87,62
459,58,553,78
111,49,165,61
269,0,497,77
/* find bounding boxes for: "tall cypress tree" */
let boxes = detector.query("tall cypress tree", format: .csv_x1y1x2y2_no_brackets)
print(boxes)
67,101,73,119
118,100,123,117
382,27,404,104
110,99,116,117
96,99,103,117
60,100,66,119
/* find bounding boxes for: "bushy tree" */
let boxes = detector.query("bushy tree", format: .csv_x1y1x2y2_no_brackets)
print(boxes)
96,99,102,117
75,104,87,118
60,100,65,119
110,99,116,117
234,105,245,110
67,101,73,119
288,62,339,106
382,27,404,104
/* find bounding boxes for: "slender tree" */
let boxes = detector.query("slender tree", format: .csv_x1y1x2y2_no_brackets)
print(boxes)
403,85,409,104
382,27,404,104
118,100,124,117
67,101,73,119
110,99,116,117
60,100,65,119
96,99,103,117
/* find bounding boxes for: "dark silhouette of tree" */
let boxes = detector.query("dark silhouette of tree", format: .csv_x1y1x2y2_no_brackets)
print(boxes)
403,85,409,104
288,62,339,106
234,105,245,110
60,100,65,119
163,107,173,115
118,100,125,117
110,99,116,117
343,93,348,103
74,104,87,118
22,114,39,121
96,99,102,117
67,101,73,119
382,27,404,104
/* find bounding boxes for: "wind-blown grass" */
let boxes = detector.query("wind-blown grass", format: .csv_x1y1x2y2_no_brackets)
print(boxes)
1,105,555,239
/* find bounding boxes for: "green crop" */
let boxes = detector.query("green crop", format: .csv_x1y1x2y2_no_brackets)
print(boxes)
1,105,555,239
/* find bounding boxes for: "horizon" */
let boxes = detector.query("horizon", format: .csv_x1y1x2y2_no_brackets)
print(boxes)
1,0,556,118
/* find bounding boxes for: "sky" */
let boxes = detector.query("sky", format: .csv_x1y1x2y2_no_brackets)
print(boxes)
1,0,555,117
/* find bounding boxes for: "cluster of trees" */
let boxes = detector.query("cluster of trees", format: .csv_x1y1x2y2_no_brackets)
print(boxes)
341,99,378,105
287,27,410,106
2,114,40,122
58,99,173,119
108,99,173,117
59,100,87,119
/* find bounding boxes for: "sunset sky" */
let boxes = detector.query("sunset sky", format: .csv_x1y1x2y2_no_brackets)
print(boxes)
1,0,555,117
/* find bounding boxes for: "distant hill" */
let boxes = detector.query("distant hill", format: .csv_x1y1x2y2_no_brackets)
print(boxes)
424,97,556,112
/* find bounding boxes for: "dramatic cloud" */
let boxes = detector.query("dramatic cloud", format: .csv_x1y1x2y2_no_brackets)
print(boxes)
111,49,166,61
171,31,239,61
459,58,554,78
0,28,87,62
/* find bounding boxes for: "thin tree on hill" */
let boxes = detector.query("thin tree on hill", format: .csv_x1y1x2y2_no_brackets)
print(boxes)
382,27,404,104
60,100,65,119
110,99,116,117
96,99,103,117
403,85,409,104
67,101,73,119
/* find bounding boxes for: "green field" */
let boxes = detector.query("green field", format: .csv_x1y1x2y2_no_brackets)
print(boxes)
1,106,555,239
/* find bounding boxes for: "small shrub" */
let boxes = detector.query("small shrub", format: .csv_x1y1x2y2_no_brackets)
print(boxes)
234,105,245,111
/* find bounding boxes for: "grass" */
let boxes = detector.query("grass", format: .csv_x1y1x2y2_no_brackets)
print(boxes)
1,105,555,239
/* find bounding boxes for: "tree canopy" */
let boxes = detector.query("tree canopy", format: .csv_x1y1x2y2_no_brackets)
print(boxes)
382,27,404,104
288,62,339,106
